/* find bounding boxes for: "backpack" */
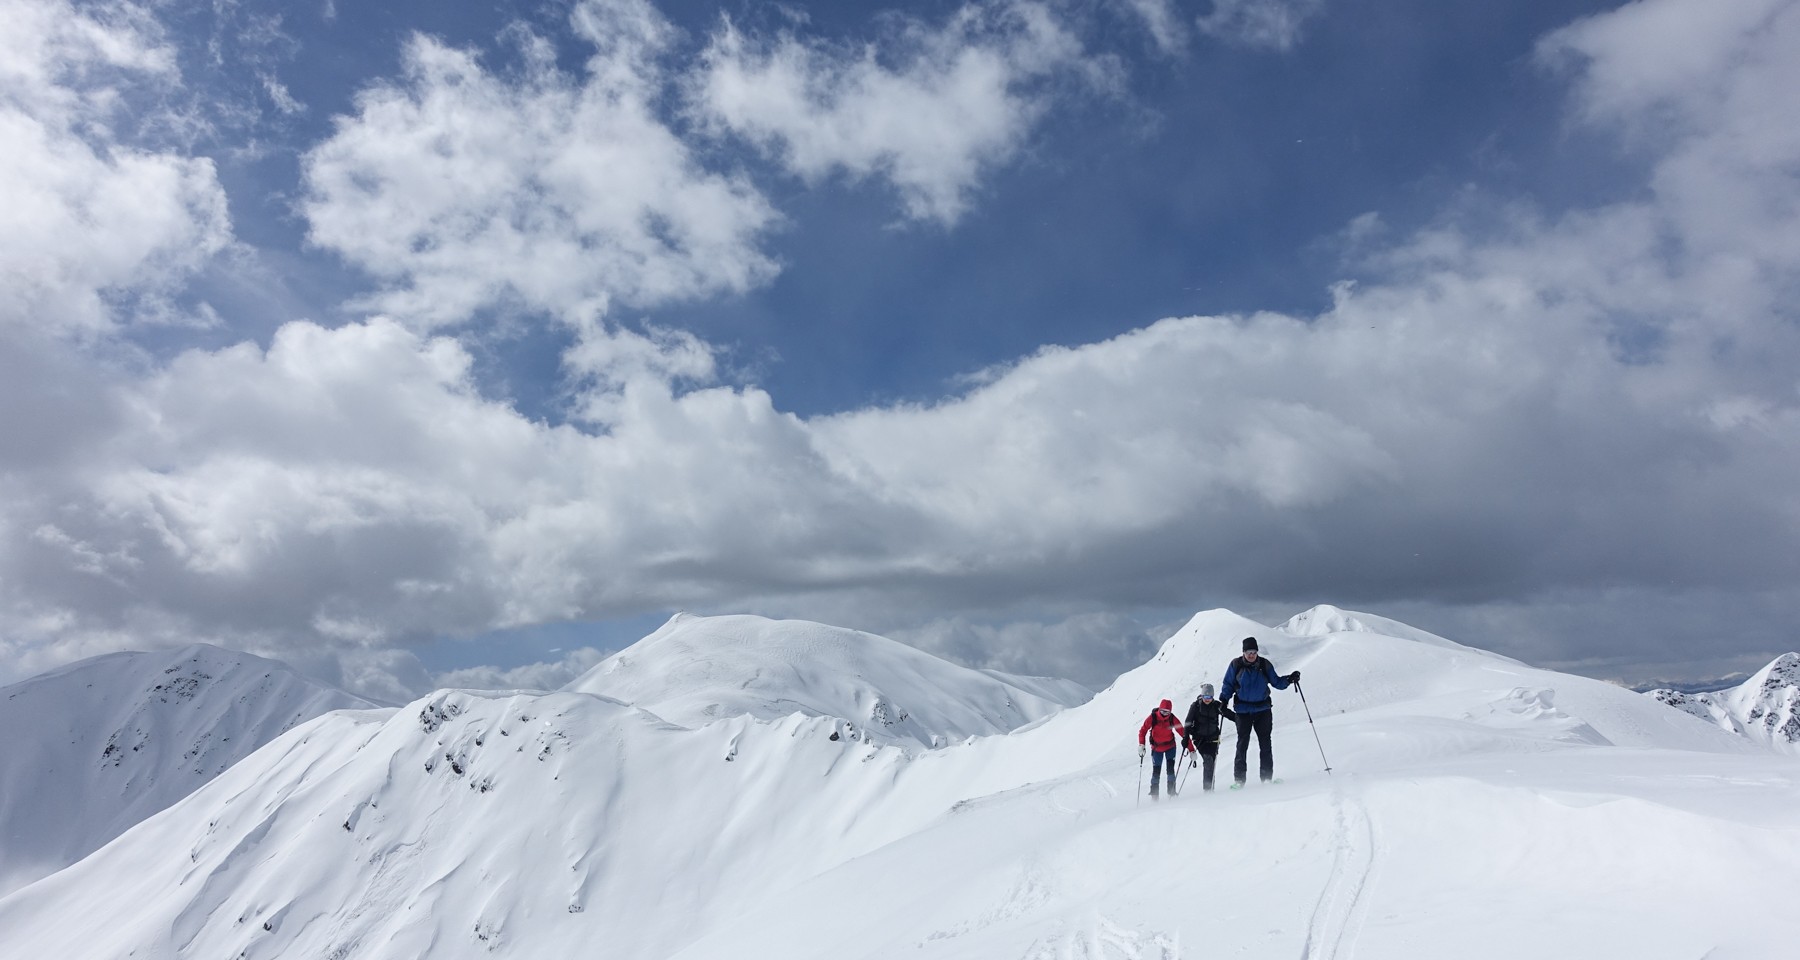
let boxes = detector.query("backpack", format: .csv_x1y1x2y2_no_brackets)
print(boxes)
1234,655,1276,683
1144,710,1180,745
1228,656,1277,704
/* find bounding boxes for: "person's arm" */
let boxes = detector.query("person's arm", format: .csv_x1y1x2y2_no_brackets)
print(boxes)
1268,660,1292,690
1220,702,1238,723
1138,713,1153,744
1218,662,1240,706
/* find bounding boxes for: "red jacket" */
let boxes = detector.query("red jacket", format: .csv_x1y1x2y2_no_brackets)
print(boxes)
1138,702,1186,752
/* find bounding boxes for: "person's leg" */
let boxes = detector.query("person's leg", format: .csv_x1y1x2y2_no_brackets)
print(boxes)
1255,711,1275,781
1200,743,1218,790
1232,714,1253,784
1165,750,1179,795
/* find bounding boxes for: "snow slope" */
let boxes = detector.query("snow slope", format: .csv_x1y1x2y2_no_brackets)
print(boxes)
3,607,1797,959
0,643,375,897
562,613,1088,745
1651,652,1800,754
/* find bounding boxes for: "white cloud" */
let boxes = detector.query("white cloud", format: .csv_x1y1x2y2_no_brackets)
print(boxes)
692,0,1106,225
1194,0,1327,51
5,0,1799,693
1543,0,1800,298
1539,0,1786,130
436,647,607,692
299,0,779,330
0,0,174,115
894,612,1158,688
0,0,230,338
260,73,303,114
1120,0,1190,55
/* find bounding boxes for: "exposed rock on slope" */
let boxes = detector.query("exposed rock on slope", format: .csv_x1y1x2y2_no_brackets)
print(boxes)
1651,652,1800,754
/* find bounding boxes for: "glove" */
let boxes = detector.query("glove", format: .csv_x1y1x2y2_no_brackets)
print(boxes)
1288,671,1301,683
1138,743,1146,758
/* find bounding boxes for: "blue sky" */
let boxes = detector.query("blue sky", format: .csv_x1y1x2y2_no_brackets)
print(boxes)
3,0,1798,700
191,0,1627,416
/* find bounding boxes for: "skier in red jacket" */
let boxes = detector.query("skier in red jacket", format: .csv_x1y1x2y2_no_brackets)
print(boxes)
1137,698,1187,800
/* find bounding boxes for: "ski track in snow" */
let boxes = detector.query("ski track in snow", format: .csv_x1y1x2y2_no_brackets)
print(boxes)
1299,781,1375,960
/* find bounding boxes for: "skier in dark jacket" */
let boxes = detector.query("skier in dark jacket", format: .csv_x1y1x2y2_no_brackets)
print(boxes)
1217,637,1299,788
1137,698,1186,800
1182,683,1237,791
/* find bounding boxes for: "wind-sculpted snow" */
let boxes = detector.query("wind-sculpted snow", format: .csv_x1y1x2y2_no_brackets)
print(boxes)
4,609,1798,959
1652,652,1800,755
561,613,1089,746
0,644,374,897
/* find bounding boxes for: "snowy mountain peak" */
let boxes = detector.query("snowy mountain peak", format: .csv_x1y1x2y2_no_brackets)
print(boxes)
1280,604,1487,654
0,643,374,896
1280,603,1365,636
2,608,1787,960
1651,652,1800,754
561,613,1085,746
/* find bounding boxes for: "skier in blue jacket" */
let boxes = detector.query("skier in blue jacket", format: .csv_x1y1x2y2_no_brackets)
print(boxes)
1217,636,1299,788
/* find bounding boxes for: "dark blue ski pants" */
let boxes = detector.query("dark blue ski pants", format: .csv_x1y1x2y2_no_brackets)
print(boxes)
1233,709,1274,783
1149,747,1177,794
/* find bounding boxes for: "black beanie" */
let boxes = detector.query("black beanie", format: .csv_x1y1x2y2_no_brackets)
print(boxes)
1242,637,1259,652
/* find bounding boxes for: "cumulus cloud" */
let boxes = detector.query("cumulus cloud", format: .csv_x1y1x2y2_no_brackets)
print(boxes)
5,0,1799,692
0,0,230,338
1,318,901,670
691,0,1107,225
300,0,779,330
1540,0,1800,299
1539,0,1787,129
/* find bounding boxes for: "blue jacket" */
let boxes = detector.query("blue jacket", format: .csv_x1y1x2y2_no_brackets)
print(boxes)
1219,655,1290,714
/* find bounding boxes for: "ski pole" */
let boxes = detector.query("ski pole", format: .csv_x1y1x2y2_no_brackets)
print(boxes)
1295,681,1332,775
1177,743,1193,794
1136,750,1145,807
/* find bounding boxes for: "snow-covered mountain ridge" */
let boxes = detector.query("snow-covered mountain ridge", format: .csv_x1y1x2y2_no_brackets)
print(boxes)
1651,652,1800,754
0,643,374,897
562,612,1089,746
2,607,1797,959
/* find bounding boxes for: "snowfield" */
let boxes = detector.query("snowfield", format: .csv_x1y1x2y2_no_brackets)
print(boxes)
1,609,1797,959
